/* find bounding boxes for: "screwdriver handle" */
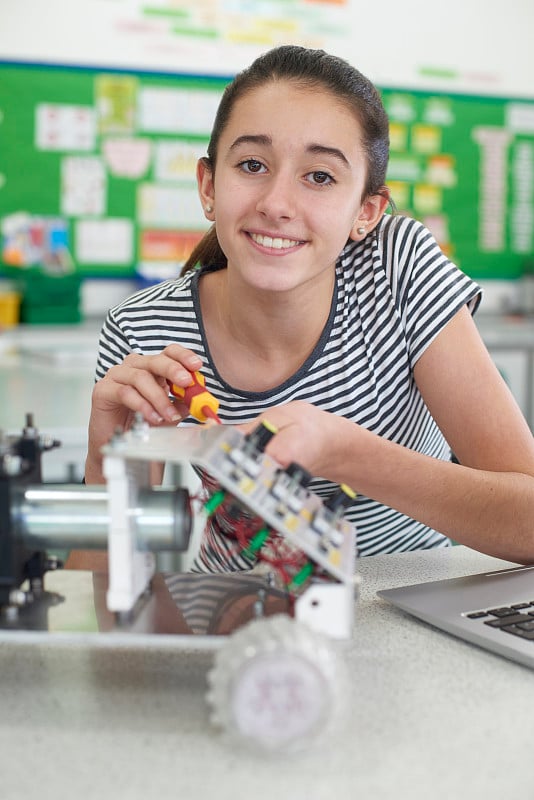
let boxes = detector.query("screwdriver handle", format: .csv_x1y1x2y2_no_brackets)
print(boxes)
168,371,221,424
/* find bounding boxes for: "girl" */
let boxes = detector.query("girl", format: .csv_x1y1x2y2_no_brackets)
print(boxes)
85,45,534,568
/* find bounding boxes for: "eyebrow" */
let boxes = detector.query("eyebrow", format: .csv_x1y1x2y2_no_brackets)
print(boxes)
307,143,350,168
229,135,351,168
229,134,272,151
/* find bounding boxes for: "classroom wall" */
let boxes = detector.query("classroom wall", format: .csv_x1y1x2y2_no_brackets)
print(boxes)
1,0,534,317
2,0,534,97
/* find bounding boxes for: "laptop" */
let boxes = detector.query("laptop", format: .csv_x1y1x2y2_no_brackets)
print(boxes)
377,563,534,669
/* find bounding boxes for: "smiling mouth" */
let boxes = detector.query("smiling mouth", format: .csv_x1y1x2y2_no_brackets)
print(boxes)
249,232,305,250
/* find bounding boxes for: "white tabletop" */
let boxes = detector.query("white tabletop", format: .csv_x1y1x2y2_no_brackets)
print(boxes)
0,545,532,800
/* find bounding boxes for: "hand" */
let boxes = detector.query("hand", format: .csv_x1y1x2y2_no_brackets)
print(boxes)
240,400,350,481
85,344,203,482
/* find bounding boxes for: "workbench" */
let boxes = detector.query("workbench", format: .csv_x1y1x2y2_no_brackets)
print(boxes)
0,545,532,800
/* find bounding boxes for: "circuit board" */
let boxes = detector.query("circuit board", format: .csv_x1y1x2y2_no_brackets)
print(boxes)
102,424,357,586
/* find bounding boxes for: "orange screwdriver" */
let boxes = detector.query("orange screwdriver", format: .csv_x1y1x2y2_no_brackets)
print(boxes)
167,371,221,424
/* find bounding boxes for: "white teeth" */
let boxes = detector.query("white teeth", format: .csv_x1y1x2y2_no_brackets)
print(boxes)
250,233,301,249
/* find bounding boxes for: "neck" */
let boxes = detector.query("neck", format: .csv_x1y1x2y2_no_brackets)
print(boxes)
199,269,336,389
226,270,333,348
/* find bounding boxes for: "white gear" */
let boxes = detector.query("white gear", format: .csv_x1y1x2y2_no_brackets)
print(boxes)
206,614,347,753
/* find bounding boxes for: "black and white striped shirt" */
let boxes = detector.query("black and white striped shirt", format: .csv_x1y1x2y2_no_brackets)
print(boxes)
96,215,481,568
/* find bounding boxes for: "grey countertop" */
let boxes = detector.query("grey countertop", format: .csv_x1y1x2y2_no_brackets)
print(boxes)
0,546,533,800
1,322,534,799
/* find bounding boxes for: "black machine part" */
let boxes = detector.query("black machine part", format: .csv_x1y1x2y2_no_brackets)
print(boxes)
0,414,61,607
0,416,192,610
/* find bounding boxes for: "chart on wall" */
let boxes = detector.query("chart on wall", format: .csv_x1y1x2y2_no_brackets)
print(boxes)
110,0,352,72
1,61,534,280
381,88,534,279
0,0,353,75
0,63,230,278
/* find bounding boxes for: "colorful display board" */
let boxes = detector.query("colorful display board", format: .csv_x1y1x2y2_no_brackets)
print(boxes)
0,62,227,279
382,89,534,279
1,61,534,281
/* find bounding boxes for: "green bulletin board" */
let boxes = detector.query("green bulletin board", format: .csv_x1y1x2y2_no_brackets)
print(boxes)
0,61,230,278
381,88,534,279
0,60,533,282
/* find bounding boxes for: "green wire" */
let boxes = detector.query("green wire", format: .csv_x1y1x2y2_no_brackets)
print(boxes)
203,489,226,515
289,561,314,589
241,526,270,558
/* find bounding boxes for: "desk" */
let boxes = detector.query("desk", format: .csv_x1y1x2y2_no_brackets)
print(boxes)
0,546,532,800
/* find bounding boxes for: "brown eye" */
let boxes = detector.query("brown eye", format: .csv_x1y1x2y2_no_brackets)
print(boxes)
241,159,265,174
306,171,334,186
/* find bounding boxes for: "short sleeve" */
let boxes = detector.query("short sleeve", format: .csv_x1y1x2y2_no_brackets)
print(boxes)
94,308,133,381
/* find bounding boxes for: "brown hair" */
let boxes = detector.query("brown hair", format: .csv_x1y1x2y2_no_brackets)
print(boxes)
182,45,390,274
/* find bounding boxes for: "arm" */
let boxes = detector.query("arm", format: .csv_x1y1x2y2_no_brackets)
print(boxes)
248,307,534,563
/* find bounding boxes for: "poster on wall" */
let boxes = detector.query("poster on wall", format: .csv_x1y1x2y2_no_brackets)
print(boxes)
382,89,534,280
117,0,352,71
1,62,534,282
0,65,229,279
0,0,352,75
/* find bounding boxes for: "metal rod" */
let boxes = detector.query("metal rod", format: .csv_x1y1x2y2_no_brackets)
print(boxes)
17,485,192,552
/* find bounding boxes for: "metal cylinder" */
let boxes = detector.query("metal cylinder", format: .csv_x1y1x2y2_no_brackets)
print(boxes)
16,484,192,552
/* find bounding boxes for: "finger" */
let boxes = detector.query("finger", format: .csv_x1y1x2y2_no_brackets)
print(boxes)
162,344,203,372
124,350,203,390
98,365,181,424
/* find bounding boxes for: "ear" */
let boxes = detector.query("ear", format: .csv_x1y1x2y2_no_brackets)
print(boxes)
197,157,215,221
349,190,390,241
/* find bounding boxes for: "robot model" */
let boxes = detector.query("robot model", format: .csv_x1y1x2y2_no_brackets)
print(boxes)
1,376,359,751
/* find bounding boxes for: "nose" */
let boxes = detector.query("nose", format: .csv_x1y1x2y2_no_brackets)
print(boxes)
255,171,297,220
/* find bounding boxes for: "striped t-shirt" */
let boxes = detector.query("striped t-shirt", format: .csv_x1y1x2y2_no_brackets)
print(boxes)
95,214,481,569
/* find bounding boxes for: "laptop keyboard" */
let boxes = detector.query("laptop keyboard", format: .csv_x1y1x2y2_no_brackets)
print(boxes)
466,603,534,640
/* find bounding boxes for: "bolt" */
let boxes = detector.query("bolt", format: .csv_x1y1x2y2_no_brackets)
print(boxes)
23,413,37,438
45,556,63,571
132,412,149,439
40,434,61,452
253,588,267,618
109,426,126,449
8,589,27,607
3,605,19,622
2,454,22,476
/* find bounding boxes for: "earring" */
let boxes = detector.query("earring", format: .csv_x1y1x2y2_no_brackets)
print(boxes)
357,226,366,235
205,204,213,213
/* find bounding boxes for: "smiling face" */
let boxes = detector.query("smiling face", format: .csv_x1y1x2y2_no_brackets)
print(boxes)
198,79,388,294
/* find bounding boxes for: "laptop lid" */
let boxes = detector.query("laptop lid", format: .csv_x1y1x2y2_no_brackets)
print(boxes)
377,564,534,669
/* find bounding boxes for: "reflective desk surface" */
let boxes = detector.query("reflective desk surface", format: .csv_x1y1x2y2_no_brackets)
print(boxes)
0,545,532,800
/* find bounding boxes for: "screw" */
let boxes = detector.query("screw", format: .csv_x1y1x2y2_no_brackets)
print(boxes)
8,589,27,607
1,454,22,476
45,556,63,571
132,412,149,439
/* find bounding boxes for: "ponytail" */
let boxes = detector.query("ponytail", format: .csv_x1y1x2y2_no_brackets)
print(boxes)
180,225,227,275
